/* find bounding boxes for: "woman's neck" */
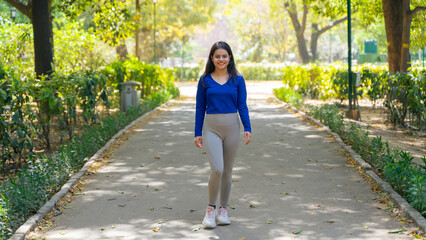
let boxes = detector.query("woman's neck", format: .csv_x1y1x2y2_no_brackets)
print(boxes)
212,68,228,77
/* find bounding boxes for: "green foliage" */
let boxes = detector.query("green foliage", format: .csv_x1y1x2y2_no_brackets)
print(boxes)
273,87,303,107
0,86,178,239
0,64,34,174
0,195,13,239
287,102,426,216
384,72,425,129
172,66,203,82
308,104,345,134
53,20,115,73
239,63,284,80
104,58,178,99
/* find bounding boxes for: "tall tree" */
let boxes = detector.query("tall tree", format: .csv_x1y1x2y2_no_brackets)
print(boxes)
382,0,426,72
225,0,294,62
4,0,54,78
284,0,347,63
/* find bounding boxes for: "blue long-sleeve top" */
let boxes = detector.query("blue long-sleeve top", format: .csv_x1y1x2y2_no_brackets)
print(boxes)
194,73,251,137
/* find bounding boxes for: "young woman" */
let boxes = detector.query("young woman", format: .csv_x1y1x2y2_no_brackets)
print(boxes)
194,41,252,229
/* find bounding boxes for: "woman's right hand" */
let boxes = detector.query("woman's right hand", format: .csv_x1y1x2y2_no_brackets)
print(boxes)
194,136,203,148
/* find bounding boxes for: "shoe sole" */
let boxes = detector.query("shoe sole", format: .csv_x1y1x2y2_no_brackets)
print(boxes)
202,221,216,229
217,221,231,226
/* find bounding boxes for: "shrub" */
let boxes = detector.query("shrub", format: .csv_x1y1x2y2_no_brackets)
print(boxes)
0,88,178,239
273,87,303,107
277,101,426,216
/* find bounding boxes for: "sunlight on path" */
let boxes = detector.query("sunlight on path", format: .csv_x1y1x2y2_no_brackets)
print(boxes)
34,81,418,240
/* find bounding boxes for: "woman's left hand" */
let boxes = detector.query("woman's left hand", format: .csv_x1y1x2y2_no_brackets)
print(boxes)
244,131,252,145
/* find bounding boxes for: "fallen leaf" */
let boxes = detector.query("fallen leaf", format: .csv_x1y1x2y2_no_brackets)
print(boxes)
388,229,406,234
230,205,236,209
202,152,207,154
293,229,302,234
249,204,257,208
118,191,124,194
192,226,201,231
363,225,368,230
163,206,172,209
152,227,160,232
239,238,245,240
74,192,86,195
357,200,364,203
150,207,155,210
281,181,286,184
60,231,66,235
280,192,289,195
326,220,336,224
118,204,126,207
189,209,196,212
154,188,159,191
266,220,274,224
99,227,105,231
64,206,74,209
154,156,161,159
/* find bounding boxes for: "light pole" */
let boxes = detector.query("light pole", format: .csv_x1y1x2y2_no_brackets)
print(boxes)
11,8,16,23
347,0,353,112
153,0,157,64
329,20,333,63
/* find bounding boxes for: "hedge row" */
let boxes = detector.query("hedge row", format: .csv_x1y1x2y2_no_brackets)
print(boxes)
0,65,179,239
274,89,426,217
0,59,178,174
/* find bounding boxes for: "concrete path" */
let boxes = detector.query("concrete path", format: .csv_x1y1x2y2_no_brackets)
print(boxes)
31,81,418,240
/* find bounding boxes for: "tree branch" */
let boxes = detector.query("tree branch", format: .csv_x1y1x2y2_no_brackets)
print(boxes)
3,0,32,19
300,4,308,36
408,6,426,19
317,16,348,36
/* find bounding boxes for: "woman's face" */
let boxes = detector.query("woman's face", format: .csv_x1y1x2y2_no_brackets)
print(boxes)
211,48,231,71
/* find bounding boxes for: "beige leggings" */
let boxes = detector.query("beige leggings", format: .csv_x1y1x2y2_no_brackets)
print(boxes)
204,113,240,207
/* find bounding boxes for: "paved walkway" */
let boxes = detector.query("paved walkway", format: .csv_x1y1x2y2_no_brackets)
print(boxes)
31,81,418,240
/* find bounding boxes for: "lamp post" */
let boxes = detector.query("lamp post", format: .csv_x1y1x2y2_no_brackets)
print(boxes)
329,20,333,63
153,0,157,64
11,8,16,23
347,0,353,112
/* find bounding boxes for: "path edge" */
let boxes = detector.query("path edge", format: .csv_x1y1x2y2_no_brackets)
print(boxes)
273,97,426,233
9,99,177,240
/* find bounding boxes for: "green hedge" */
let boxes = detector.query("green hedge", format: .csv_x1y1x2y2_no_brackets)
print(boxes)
274,90,426,217
0,87,178,239
0,58,180,239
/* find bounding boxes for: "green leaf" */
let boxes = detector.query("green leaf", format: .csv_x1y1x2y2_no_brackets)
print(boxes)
388,229,406,234
293,229,302,234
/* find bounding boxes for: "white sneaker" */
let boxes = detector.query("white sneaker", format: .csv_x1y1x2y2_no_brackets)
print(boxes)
217,207,231,225
202,206,217,229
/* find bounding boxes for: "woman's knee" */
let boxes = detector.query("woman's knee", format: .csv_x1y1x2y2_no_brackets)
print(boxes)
210,168,223,178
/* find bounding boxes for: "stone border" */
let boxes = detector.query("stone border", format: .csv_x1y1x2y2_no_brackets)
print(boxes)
273,97,426,233
9,99,176,240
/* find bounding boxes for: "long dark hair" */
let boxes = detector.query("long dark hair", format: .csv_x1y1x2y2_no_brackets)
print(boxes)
200,41,239,87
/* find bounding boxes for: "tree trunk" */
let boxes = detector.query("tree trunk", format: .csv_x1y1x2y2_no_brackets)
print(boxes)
382,0,403,73
284,2,310,63
400,0,412,72
311,24,320,62
32,0,54,78
116,40,129,61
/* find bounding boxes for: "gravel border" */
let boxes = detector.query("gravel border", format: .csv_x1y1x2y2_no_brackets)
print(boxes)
9,99,176,240
273,97,426,233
